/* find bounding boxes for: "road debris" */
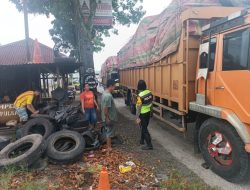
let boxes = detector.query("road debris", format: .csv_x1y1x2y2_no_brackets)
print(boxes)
125,161,136,168
4,148,158,189
119,165,132,174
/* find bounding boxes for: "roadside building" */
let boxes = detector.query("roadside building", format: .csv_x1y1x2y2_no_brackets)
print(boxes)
0,38,80,125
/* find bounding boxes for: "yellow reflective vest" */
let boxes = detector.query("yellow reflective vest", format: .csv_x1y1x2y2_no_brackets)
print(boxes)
137,90,153,114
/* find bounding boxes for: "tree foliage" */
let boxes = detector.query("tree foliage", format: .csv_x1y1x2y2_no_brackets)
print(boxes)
10,0,145,56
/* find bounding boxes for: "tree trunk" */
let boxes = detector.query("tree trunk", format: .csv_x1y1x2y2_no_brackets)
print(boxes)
75,0,97,91
79,30,97,91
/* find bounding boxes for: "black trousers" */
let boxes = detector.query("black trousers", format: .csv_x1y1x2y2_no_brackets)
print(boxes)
139,112,152,147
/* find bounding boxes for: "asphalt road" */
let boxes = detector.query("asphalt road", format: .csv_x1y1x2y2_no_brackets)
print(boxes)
114,97,250,190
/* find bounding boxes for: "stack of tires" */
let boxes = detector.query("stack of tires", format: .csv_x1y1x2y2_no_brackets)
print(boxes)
0,117,87,169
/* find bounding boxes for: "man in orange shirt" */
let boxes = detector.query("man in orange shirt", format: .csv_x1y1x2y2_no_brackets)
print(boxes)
80,84,99,127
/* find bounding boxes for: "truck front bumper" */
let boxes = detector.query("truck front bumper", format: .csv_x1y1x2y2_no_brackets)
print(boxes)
190,102,250,146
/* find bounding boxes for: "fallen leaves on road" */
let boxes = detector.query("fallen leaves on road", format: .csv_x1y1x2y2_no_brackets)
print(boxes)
85,148,157,189
6,148,158,190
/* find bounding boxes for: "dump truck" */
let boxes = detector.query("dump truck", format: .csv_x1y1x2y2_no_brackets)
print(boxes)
101,56,121,96
117,0,250,183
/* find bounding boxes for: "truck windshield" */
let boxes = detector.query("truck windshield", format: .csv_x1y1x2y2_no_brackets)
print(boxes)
111,73,119,81
223,28,250,71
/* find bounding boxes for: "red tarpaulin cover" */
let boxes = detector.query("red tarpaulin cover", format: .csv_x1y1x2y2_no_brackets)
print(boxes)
117,0,249,69
100,56,118,78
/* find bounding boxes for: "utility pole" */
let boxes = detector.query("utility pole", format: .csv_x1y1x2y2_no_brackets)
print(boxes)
23,0,31,63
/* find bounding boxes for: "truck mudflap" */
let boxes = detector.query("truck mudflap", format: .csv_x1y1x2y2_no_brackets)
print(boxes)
190,102,250,149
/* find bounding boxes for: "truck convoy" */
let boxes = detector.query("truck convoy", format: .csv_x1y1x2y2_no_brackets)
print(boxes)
100,56,121,96
101,0,250,183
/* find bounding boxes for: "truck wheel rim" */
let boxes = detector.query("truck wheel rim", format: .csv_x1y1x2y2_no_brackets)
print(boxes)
207,132,233,166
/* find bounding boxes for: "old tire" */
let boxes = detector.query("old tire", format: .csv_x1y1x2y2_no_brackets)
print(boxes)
199,118,250,182
22,118,55,139
46,130,85,164
0,134,45,169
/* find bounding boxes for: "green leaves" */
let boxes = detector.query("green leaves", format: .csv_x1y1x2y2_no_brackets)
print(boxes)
112,0,146,26
9,0,145,56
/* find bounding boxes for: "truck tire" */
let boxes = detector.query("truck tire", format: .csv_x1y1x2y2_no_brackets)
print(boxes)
129,95,136,115
125,98,128,106
22,118,55,139
46,130,85,164
130,103,136,115
125,91,131,106
199,118,250,182
0,134,45,169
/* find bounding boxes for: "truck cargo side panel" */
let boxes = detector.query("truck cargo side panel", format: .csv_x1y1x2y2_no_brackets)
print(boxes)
164,65,170,100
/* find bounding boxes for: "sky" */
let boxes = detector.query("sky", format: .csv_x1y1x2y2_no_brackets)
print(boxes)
0,0,171,70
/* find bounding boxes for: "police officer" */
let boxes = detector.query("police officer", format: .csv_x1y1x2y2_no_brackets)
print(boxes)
136,80,153,150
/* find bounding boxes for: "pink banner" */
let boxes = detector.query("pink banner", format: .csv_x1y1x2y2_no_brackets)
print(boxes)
81,0,113,26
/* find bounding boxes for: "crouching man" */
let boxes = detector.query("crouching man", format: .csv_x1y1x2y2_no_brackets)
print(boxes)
14,90,40,123
101,79,117,152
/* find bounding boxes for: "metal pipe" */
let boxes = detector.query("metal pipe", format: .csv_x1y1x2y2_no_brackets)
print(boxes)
205,31,212,105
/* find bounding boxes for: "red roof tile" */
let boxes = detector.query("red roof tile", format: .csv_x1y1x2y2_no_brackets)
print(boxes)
0,38,56,66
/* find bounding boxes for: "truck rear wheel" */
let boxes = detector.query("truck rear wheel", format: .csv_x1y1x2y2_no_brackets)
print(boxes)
125,91,131,106
199,118,250,182
130,99,136,115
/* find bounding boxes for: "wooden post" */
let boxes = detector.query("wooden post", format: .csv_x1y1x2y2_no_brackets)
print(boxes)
46,73,49,97
42,73,46,98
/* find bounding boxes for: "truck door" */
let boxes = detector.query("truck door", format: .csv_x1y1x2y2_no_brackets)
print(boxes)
215,28,250,124
197,38,217,105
